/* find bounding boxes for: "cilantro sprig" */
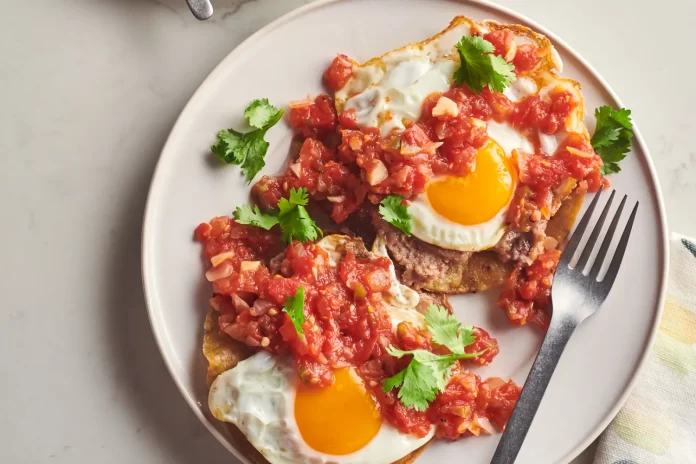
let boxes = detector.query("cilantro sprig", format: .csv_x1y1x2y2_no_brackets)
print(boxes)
232,204,279,230
211,98,284,183
232,187,322,244
379,195,412,236
383,305,491,411
425,304,476,351
454,36,516,94
277,188,322,244
283,286,306,336
590,105,634,175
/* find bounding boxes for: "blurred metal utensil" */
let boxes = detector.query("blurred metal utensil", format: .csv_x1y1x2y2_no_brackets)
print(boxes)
186,0,213,20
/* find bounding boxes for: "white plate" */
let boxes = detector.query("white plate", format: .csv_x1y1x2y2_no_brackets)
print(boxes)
141,1,669,462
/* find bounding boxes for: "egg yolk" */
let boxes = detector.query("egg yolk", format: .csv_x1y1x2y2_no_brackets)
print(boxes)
294,368,381,455
426,140,517,225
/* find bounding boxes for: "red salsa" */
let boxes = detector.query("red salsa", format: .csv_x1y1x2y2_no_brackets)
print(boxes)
199,24,608,441
497,249,561,329
254,41,604,326
196,217,518,438
256,52,602,229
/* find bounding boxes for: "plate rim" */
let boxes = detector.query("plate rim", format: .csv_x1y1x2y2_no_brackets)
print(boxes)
141,1,670,462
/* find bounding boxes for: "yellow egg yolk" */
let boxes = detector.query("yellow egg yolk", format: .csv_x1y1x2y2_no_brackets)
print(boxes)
294,368,381,455
426,140,516,225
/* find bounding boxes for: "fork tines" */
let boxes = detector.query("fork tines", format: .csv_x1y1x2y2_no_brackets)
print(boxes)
560,189,639,288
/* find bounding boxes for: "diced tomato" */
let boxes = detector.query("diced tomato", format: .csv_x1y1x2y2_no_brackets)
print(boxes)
484,30,516,61
446,87,494,121
511,90,578,136
401,122,432,147
482,88,514,121
497,249,560,329
554,132,606,192
338,107,358,129
424,363,520,439
385,393,433,438
512,44,543,73
419,92,443,130
477,378,522,430
194,222,212,241
339,252,391,294
289,94,338,138
323,54,354,92
518,151,568,191
396,321,432,351
427,371,480,439
251,175,285,211
511,95,549,130
465,327,500,366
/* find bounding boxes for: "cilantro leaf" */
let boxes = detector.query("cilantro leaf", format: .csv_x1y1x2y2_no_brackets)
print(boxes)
244,98,284,130
232,188,321,243
382,368,406,393
608,107,633,129
210,99,285,183
454,36,516,94
382,307,493,411
284,187,309,207
277,188,322,244
488,53,517,93
383,347,491,410
385,357,439,412
239,134,270,183
232,204,279,230
211,129,245,164
394,348,458,390
591,126,620,148
283,286,306,336
279,206,321,243
591,105,634,175
379,195,412,236
424,305,475,354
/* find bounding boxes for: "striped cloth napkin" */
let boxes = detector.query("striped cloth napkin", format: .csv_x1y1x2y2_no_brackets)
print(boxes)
593,233,696,464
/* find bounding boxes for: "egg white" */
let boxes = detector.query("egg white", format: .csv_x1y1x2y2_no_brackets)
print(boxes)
335,23,471,136
371,235,426,329
408,194,509,252
209,352,434,464
502,76,537,102
487,119,534,155
538,131,567,156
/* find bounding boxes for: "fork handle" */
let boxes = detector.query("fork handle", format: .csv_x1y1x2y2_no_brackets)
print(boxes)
490,311,578,464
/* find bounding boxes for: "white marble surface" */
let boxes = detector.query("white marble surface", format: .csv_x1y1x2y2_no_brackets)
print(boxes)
1,1,694,463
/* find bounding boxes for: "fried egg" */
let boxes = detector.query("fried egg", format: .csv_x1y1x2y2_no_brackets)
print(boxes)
408,140,517,252
210,352,433,464
208,236,431,464
333,17,590,252
406,119,536,251
334,18,565,137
